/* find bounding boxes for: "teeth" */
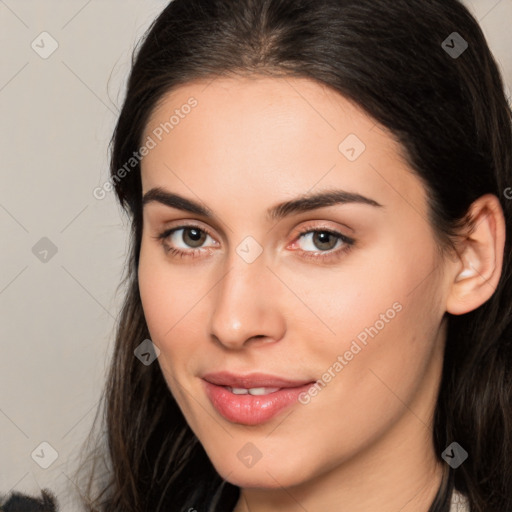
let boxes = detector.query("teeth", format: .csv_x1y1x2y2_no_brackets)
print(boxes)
248,387,280,395
230,387,249,395
228,387,281,395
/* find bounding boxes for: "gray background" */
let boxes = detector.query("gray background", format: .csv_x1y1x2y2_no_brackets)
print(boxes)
1,0,511,509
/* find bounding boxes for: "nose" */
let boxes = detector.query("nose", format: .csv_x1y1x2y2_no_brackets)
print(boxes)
208,253,286,350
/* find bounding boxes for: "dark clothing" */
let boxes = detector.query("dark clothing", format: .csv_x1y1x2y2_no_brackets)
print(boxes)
0,490,58,512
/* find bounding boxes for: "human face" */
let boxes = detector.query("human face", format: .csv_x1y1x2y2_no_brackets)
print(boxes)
138,76,449,496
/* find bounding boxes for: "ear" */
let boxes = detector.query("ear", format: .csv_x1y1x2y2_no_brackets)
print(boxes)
446,194,506,315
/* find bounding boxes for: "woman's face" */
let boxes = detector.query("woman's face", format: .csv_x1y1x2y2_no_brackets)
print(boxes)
138,76,451,489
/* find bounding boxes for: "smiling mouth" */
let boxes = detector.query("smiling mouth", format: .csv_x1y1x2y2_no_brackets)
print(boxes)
225,386,281,395
202,378,316,426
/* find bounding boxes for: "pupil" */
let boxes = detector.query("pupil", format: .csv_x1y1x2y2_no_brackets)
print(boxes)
314,231,335,250
184,228,205,247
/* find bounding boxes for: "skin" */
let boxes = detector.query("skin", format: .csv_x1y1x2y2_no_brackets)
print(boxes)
137,76,505,511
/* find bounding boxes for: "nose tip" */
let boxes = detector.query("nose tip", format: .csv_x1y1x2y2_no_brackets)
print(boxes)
212,332,275,350
208,264,286,350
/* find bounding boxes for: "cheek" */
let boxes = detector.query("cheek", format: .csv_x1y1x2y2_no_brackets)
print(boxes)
137,238,211,381
278,232,437,354
294,236,443,413
138,252,170,339
138,239,197,337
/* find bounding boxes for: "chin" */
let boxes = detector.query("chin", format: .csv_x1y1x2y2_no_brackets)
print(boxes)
211,455,316,490
223,470,297,489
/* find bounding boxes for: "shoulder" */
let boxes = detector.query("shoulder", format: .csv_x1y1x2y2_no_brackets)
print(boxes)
0,489,58,512
450,489,470,512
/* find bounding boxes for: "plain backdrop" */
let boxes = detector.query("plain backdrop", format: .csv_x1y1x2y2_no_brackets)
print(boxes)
1,0,511,509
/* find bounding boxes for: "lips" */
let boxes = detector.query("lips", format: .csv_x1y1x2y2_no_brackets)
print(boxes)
201,371,314,389
201,371,315,425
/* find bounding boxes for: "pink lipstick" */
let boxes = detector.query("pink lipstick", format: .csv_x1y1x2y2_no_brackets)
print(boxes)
202,371,314,425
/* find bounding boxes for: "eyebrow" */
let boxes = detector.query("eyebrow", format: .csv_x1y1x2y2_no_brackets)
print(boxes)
142,187,383,221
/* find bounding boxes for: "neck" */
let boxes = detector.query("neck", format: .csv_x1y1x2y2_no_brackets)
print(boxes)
233,426,445,512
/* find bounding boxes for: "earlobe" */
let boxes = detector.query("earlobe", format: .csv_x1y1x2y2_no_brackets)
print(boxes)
446,194,506,316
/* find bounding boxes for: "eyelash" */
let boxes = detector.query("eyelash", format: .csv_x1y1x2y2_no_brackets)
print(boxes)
154,223,355,262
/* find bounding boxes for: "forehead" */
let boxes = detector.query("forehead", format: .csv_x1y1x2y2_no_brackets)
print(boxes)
144,75,382,152
140,76,424,217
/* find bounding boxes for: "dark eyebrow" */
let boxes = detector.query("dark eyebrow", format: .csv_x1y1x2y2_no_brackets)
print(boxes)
142,187,383,221
143,188,212,217
267,189,383,221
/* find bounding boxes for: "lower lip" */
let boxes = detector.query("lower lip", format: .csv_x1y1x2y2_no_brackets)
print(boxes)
202,380,314,425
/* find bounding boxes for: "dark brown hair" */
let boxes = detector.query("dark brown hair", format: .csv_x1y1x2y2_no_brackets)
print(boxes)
76,1,512,510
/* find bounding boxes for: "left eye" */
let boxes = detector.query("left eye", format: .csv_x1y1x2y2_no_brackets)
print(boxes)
296,230,347,252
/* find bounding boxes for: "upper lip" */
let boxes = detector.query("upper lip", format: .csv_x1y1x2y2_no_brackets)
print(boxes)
202,371,314,389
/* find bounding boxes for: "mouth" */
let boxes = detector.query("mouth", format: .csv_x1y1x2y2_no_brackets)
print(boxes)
201,371,314,389
201,371,316,425
224,386,282,395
